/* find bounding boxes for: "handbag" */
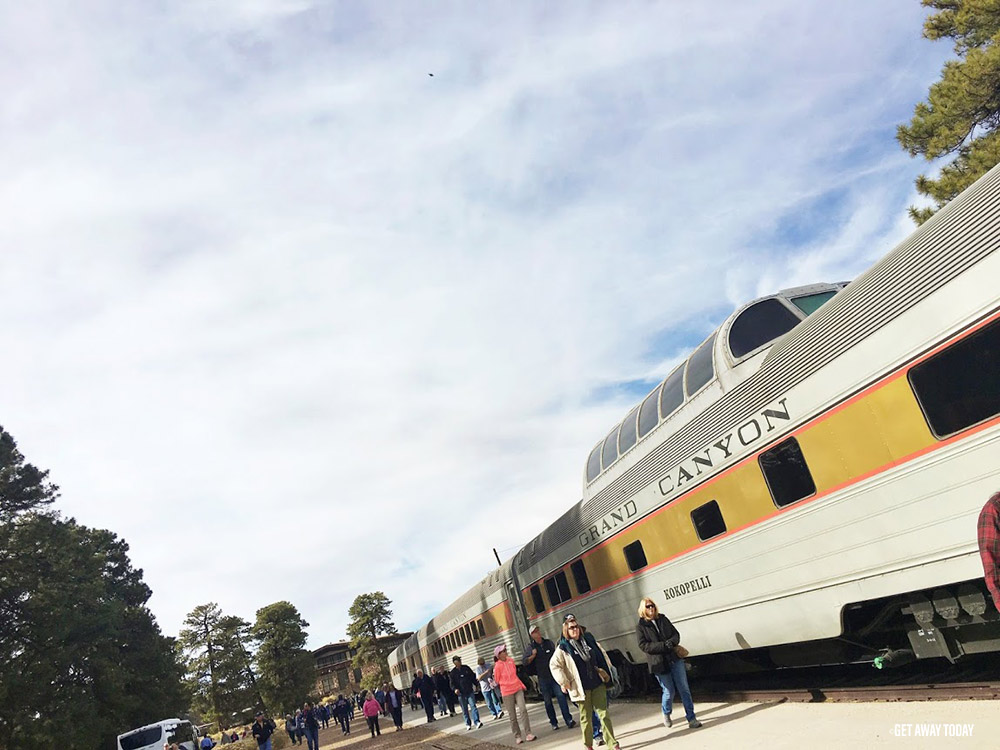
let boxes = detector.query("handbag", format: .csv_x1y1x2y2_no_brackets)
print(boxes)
596,667,610,684
674,645,690,659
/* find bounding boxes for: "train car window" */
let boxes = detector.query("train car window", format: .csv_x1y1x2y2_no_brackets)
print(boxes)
728,298,801,358
586,444,602,482
791,291,836,316
465,624,473,643
544,576,560,606
601,425,620,469
555,570,571,602
570,559,592,594
659,367,684,419
619,406,640,454
638,387,661,438
478,619,486,638
759,437,816,508
691,500,727,541
530,585,546,613
623,540,647,572
909,316,1000,438
685,333,717,397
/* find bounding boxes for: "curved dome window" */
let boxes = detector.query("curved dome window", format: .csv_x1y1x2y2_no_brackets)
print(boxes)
659,366,685,419
618,406,640,454
728,298,800,359
637,386,661,439
586,444,602,483
601,424,621,470
685,333,716,396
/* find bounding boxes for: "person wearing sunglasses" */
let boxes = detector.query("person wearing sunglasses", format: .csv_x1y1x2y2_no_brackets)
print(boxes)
549,615,620,750
636,597,701,730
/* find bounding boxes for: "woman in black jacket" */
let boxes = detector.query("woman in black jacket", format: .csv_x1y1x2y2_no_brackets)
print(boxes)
635,597,701,730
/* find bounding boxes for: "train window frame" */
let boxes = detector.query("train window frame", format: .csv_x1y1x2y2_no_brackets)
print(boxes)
685,332,717,397
623,540,647,572
530,584,546,614
728,297,802,360
759,436,816,508
618,406,640,454
478,619,486,638
601,425,621,470
570,559,591,594
465,624,472,643
544,576,560,606
586,444,603,483
908,316,1000,439
554,570,571,602
691,500,727,541
660,366,685,420
638,386,661,439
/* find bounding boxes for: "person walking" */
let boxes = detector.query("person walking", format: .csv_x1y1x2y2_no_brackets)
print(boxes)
450,655,484,730
549,615,620,750
250,712,276,750
334,694,351,735
385,684,405,731
524,624,576,730
283,715,297,745
363,691,383,737
301,702,321,750
293,710,305,745
635,597,701,730
475,656,504,720
493,644,535,744
433,666,456,716
413,668,438,723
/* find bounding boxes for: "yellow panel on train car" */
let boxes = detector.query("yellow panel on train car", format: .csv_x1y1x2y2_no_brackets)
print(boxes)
795,395,887,492
864,375,936,461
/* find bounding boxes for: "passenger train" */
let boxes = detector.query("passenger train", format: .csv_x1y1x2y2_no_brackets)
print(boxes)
389,162,1000,690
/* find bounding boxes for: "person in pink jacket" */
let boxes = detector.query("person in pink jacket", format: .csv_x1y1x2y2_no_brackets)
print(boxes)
492,644,536,744
363,691,383,737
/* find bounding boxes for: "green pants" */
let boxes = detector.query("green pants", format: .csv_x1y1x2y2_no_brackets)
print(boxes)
580,684,615,749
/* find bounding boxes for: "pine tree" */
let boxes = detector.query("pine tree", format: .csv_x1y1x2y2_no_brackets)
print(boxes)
346,592,397,689
898,0,1000,223
252,601,314,713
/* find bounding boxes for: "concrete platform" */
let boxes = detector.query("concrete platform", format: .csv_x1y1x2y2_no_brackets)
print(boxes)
395,696,995,749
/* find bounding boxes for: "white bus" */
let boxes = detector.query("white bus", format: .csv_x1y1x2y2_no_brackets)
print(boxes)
116,718,197,750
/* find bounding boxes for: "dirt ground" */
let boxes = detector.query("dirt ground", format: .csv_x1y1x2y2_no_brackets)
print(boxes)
315,718,509,750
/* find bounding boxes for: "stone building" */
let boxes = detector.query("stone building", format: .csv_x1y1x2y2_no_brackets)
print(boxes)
313,632,412,696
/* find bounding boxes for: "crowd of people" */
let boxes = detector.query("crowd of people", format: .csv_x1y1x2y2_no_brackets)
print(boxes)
198,597,699,750
407,598,701,750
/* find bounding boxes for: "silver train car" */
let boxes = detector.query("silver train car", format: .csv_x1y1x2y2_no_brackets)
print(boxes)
390,162,1000,688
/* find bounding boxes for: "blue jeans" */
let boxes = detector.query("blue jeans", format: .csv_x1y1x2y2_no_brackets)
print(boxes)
482,688,502,717
537,676,574,727
458,693,480,726
655,659,696,721
258,740,272,750
303,726,319,750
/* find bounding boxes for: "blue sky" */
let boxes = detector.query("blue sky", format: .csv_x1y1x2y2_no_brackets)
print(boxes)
0,1,951,645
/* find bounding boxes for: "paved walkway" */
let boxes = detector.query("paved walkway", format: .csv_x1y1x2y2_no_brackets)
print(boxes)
361,696,998,750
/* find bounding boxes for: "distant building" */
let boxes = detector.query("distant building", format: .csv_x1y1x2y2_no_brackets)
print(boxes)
313,632,412,696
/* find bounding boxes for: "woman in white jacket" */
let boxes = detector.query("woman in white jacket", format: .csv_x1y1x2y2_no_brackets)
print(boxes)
548,615,619,750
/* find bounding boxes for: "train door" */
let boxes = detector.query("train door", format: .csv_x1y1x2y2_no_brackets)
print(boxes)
505,563,531,649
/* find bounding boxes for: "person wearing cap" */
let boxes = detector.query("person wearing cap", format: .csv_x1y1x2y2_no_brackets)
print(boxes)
525,624,576,731
450,655,484,730
251,712,276,750
475,656,504,720
549,615,620,750
493,643,536,743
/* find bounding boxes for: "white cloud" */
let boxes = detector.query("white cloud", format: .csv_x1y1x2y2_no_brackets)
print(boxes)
0,1,952,644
